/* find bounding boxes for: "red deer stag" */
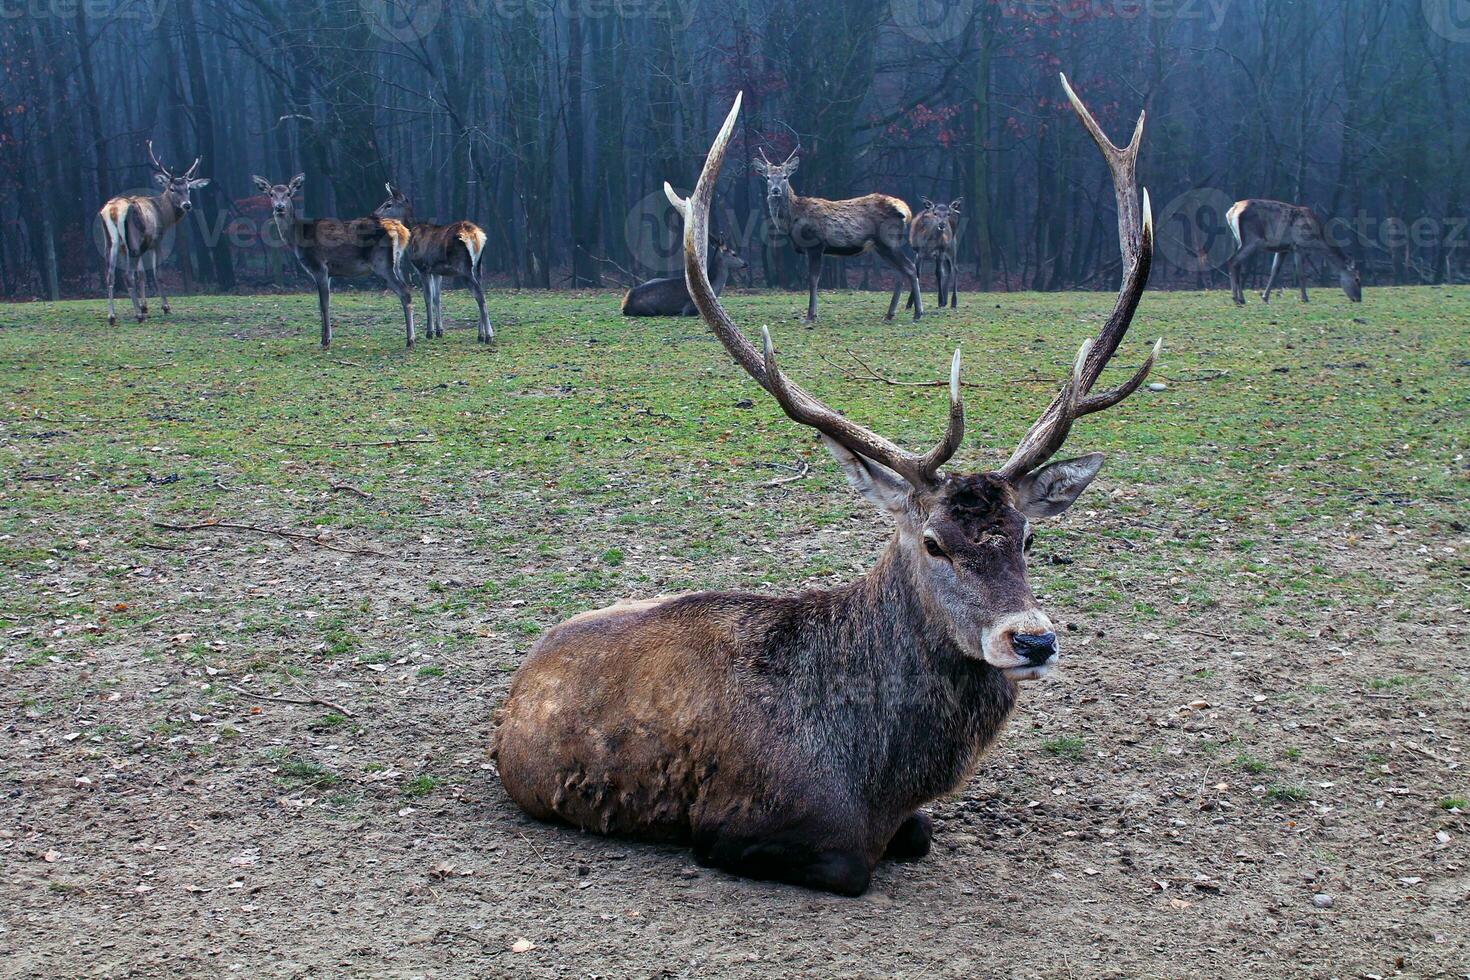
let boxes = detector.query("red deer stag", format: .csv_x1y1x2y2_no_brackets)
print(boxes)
494,77,1159,896
1225,199,1362,305
99,143,209,326
753,148,922,323
373,183,493,342
252,175,415,349
621,236,746,317
908,198,961,309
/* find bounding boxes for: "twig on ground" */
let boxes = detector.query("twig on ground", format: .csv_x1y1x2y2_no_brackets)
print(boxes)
268,436,435,449
329,483,374,499
518,832,549,863
1182,627,1229,641
229,684,355,718
330,359,364,369
764,460,810,487
151,519,388,557
1164,370,1231,383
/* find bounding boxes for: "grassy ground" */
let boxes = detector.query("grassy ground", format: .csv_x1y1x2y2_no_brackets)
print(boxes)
1,284,1466,977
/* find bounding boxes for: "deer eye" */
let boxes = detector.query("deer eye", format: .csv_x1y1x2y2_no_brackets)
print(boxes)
923,532,949,560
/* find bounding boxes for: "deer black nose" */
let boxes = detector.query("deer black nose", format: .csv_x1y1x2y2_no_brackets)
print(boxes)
1012,631,1057,665
180,201,192,211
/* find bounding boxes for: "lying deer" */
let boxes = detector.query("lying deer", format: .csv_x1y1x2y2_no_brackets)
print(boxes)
908,198,961,309
495,78,1159,896
99,143,210,326
1225,199,1362,304
753,148,922,323
621,237,746,317
252,175,415,349
373,183,493,342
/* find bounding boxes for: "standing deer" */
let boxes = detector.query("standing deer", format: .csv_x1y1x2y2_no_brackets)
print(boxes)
495,79,1160,896
908,198,961,309
373,183,493,342
252,175,415,349
99,143,210,326
1225,199,1362,304
753,148,922,323
620,236,746,317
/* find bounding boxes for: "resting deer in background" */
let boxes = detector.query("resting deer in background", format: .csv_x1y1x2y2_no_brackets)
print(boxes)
1225,199,1362,305
753,148,922,323
252,175,415,349
373,183,493,342
621,236,746,317
495,78,1160,896
908,198,961,309
99,143,210,326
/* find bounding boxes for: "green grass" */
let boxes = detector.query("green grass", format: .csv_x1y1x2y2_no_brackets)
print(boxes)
403,775,443,797
1265,785,1309,803
1439,797,1467,811
1,285,1464,703
1042,735,1086,759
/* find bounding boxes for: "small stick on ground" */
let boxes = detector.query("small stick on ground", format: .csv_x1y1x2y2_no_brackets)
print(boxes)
519,832,549,863
268,437,435,449
152,519,388,557
229,684,355,718
765,460,810,487
1164,370,1231,383
329,483,374,499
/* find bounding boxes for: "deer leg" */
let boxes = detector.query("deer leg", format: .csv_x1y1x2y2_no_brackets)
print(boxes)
105,242,120,327
465,271,493,342
946,253,958,308
421,273,435,338
803,250,822,323
134,254,150,320
433,275,444,338
126,255,145,322
884,810,933,862
1262,252,1283,303
1227,240,1259,305
151,251,169,314
875,241,921,321
935,254,946,310
1295,251,1309,303
693,825,872,897
315,273,333,349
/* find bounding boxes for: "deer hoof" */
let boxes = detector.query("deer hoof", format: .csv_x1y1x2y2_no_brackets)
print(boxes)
107,315,117,327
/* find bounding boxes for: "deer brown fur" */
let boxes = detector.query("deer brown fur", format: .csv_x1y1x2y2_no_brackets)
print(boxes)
494,79,1160,896
99,143,209,326
252,174,415,349
620,238,746,317
753,149,922,323
1225,199,1362,305
908,199,961,309
374,183,493,342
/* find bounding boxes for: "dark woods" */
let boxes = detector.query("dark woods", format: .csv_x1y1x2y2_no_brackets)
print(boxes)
1,0,1466,300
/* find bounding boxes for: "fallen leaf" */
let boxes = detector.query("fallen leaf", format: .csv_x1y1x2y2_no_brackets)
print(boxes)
510,938,535,954
43,849,61,863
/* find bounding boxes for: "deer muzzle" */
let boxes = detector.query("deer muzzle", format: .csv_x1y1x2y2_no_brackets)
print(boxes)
981,610,1059,681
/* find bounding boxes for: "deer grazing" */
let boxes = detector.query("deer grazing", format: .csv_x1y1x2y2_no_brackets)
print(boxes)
252,175,414,349
99,143,209,326
373,183,493,342
908,198,961,309
494,78,1159,896
620,237,746,317
1225,199,1362,304
753,148,922,323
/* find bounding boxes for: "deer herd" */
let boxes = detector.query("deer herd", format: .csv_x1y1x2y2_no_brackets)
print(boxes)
94,76,1365,896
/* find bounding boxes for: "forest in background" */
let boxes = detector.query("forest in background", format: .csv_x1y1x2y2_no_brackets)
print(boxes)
2,0,1468,300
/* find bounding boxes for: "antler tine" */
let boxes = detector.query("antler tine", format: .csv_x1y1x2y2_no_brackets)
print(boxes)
184,157,201,178
146,140,171,177
999,76,1159,480
679,93,964,487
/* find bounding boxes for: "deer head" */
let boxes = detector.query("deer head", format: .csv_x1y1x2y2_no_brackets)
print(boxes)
148,141,209,213
373,182,413,223
752,147,800,210
669,81,1159,680
251,174,306,218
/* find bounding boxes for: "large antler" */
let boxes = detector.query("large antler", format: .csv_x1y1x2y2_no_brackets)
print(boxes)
997,74,1161,480
146,140,172,178
666,92,963,489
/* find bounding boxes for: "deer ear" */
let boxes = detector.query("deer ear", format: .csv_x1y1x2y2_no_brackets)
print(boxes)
921,197,934,210
288,174,306,194
251,175,272,192
821,436,911,518
154,173,170,188
1013,454,1104,518
189,178,210,189
783,157,799,176
950,198,963,212
751,157,769,177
